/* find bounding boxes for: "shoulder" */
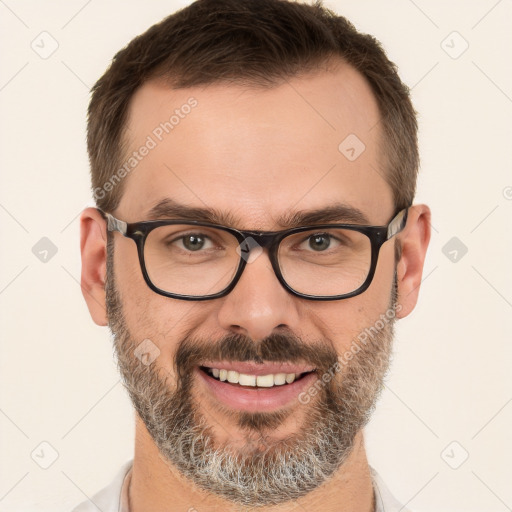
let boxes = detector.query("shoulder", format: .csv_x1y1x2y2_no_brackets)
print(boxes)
370,466,412,512
70,459,133,512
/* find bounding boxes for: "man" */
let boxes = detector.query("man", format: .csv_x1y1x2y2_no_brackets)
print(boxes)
76,0,431,510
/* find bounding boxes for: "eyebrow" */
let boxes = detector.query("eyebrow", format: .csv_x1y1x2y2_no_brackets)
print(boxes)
144,198,370,228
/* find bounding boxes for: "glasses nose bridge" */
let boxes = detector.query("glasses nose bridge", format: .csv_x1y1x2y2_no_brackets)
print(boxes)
233,230,284,295
239,231,281,255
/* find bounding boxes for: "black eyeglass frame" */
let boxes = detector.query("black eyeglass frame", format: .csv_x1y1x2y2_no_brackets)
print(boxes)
98,207,408,301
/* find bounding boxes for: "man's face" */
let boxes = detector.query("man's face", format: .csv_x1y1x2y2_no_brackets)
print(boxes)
106,63,399,505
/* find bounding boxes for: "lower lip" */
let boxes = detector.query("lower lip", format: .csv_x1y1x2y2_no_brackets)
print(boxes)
196,367,318,412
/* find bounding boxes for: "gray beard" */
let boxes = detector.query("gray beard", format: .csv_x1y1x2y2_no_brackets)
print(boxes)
105,236,396,507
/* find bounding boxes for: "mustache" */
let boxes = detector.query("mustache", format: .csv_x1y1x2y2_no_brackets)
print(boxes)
174,331,338,380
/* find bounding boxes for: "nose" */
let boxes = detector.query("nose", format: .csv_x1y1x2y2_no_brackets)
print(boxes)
216,248,301,341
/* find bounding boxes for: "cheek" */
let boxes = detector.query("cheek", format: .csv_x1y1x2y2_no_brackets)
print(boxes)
301,243,396,350
113,238,145,290
113,255,206,375
370,241,397,304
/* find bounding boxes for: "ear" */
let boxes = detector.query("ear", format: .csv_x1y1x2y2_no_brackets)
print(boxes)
395,204,431,319
80,207,108,326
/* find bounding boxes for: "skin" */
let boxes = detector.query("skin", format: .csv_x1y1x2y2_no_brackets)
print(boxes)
80,61,431,511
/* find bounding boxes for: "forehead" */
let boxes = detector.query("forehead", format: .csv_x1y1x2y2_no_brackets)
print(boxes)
119,62,392,227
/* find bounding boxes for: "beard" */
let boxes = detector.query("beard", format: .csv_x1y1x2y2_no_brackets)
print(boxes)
105,235,397,507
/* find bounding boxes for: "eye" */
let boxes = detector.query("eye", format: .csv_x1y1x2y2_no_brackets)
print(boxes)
305,233,338,252
176,233,214,252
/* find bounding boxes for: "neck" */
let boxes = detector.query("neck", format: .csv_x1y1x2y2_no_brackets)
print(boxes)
128,417,375,512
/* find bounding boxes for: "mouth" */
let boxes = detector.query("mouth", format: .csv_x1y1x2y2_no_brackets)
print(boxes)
199,365,314,387
196,362,318,412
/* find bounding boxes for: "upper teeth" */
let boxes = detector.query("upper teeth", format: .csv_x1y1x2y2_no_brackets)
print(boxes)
211,368,300,387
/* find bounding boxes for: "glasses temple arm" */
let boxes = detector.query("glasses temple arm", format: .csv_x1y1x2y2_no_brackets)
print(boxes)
386,208,408,239
97,209,128,235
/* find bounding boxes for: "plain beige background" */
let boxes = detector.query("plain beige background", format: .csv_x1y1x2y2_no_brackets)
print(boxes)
0,1,511,511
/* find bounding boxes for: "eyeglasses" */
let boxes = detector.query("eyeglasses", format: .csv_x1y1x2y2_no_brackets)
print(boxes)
98,207,408,301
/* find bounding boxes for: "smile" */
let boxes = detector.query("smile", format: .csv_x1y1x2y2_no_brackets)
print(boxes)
196,362,318,412
200,366,313,388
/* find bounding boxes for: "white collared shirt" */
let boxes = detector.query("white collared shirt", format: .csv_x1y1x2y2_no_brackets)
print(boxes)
71,459,411,512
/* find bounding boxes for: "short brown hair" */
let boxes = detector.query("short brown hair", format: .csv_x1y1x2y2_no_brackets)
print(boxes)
88,0,418,213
